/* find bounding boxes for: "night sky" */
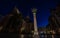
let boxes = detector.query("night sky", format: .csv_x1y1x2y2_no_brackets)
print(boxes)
0,0,60,27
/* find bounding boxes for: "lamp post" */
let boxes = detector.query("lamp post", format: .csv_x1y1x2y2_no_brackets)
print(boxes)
32,8,39,38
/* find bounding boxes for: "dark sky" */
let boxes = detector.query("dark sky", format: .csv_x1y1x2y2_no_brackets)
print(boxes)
0,0,60,27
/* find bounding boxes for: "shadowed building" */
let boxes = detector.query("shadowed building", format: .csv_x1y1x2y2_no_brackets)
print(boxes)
2,6,23,33
46,4,60,30
0,6,23,38
46,4,60,38
20,16,34,38
46,9,56,31
24,16,34,34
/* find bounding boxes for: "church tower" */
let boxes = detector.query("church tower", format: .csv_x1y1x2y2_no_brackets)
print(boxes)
0,6,23,33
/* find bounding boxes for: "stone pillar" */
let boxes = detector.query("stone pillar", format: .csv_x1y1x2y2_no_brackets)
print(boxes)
21,34,24,38
32,8,39,38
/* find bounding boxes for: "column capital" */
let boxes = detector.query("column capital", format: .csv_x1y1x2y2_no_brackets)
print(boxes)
32,8,37,14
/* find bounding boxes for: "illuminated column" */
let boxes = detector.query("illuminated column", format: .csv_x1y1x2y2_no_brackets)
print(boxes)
21,34,24,38
32,8,39,38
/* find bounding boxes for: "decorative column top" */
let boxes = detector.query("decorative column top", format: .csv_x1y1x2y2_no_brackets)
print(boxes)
32,8,37,14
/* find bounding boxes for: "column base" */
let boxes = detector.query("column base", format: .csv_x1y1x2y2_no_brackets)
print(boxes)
33,32,40,38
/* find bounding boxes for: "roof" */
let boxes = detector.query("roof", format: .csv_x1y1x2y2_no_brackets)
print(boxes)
9,6,21,15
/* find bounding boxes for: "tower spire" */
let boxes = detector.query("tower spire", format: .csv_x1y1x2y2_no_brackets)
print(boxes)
14,6,20,14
